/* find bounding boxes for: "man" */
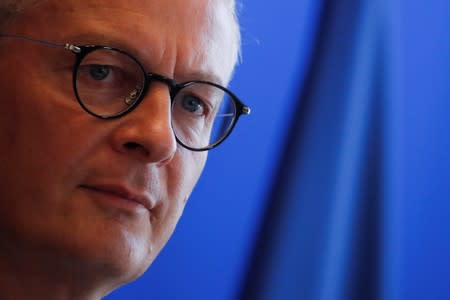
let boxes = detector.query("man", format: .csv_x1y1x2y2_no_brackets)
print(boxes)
0,0,249,298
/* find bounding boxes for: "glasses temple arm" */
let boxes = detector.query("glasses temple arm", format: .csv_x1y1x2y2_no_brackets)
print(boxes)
0,34,81,53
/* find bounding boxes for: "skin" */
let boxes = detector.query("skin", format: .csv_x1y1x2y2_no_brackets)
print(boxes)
0,0,237,299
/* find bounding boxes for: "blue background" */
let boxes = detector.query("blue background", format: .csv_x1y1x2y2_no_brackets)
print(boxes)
106,0,450,299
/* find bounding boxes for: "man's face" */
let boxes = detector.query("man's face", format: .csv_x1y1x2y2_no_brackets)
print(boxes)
0,0,236,287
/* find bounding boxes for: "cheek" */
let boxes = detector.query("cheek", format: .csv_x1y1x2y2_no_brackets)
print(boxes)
171,149,207,207
0,65,106,224
151,150,207,251
168,149,206,217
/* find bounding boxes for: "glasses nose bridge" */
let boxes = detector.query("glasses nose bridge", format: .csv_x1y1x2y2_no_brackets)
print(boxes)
146,73,178,98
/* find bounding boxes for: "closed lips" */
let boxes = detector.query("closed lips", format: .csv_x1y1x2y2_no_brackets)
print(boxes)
80,184,154,211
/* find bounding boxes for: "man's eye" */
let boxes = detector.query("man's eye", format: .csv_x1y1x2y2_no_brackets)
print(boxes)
181,95,205,115
88,65,111,80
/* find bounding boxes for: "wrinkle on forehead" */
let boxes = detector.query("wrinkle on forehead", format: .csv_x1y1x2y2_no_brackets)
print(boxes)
10,0,239,84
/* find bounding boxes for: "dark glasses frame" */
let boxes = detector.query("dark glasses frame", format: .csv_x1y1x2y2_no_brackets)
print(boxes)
0,34,251,151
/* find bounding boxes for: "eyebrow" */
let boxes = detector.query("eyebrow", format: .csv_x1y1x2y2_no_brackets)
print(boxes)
64,33,225,86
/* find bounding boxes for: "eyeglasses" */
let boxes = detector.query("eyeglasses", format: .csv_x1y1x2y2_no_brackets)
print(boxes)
0,34,251,151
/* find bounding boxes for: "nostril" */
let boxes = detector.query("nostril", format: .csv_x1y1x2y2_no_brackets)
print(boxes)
122,141,151,159
124,142,141,150
121,140,175,164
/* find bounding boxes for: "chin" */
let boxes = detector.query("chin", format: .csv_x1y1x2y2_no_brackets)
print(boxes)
57,238,153,294
33,214,157,288
84,226,156,280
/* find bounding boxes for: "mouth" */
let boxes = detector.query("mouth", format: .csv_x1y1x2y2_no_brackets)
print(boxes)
80,184,154,213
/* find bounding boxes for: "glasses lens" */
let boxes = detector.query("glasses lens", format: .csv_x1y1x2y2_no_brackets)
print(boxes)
75,48,145,117
172,82,237,150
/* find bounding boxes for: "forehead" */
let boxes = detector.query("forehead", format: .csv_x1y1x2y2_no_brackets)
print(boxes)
11,0,238,83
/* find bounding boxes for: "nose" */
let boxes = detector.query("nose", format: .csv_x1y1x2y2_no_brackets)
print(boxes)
109,83,177,165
